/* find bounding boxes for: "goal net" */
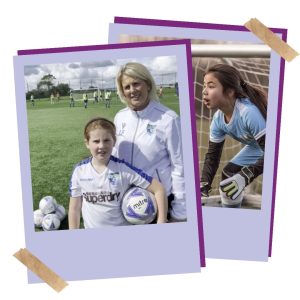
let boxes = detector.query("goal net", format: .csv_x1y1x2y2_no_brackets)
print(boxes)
71,88,101,101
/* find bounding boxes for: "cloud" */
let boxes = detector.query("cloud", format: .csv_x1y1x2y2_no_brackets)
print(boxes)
39,65,51,73
102,65,119,80
149,56,177,74
24,56,178,90
80,68,99,79
80,60,114,68
68,63,80,69
24,65,40,76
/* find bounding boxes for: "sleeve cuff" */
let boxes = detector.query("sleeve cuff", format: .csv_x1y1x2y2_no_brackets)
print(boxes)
170,197,187,221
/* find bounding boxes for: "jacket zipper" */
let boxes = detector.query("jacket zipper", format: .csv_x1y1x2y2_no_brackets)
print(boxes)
155,169,161,182
131,112,140,165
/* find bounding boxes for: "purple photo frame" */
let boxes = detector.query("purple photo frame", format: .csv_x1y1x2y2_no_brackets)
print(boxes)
109,17,286,260
14,39,205,283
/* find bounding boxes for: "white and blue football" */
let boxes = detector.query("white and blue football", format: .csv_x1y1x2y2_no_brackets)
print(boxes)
42,213,61,231
122,187,157,225
39,195,57,214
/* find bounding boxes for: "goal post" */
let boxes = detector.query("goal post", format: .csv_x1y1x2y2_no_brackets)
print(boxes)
71,88,101,101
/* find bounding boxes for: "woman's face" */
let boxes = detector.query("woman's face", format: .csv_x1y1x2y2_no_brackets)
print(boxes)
202,73,229,110
121,74,150,111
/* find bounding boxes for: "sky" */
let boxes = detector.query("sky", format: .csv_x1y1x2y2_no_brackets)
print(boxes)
24,56,178,91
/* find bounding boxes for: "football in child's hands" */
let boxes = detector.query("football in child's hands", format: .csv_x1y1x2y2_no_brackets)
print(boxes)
122,187,157,225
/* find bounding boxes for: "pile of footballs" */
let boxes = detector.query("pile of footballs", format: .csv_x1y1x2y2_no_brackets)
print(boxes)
33,196,66,231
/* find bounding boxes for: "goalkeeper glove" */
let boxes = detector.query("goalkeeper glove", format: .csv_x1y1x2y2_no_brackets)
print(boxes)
200,181,211,197
219,167,254,200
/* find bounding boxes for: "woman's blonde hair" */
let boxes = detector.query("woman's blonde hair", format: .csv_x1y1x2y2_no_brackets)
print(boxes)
116,62,159,104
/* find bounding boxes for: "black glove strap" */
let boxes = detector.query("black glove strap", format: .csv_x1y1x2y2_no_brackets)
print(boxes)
240,167,255,185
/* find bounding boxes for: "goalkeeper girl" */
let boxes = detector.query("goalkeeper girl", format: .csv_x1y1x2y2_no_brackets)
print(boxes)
200,64,267,208
68,117,167,229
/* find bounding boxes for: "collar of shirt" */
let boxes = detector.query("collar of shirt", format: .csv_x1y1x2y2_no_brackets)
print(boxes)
129,99,156,118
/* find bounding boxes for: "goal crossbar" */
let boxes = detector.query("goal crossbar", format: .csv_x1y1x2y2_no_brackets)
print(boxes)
191,44,271,58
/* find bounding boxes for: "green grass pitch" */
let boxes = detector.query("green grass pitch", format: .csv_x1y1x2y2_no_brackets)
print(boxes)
27,89,179,230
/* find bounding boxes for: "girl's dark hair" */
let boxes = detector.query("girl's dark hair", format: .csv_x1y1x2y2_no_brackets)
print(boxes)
205,64,267,119
84,117,116,142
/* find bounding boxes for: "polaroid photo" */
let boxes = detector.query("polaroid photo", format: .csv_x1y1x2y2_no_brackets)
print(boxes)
109,17,286,261
14,40,205,283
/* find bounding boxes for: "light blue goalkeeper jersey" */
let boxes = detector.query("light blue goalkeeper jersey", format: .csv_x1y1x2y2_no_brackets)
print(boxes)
210,98,266,166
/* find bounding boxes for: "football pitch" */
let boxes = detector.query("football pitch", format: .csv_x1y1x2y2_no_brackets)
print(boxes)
27,90,179,230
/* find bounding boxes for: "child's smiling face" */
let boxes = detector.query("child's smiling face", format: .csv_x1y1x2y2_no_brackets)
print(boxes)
85,127,115,165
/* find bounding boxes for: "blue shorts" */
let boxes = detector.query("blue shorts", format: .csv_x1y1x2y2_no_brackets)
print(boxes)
231,144,264,166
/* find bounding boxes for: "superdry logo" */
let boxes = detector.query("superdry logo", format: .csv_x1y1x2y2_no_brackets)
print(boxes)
83,191,120,204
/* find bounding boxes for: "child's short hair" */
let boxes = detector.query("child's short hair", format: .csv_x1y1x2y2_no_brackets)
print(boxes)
84,117,116,142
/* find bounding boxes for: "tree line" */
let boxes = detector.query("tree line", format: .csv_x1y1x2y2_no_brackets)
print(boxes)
26,74,71,100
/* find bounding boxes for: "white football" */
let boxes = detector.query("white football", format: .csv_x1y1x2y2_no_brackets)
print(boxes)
39,196,57,214
55,204,66,221
42,214,61,231
122,187,157,225
33,209,45,227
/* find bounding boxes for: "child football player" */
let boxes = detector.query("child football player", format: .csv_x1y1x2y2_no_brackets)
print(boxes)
201,64,267,208
68,117,167,228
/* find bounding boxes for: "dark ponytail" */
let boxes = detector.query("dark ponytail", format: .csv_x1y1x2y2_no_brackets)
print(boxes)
241,82,267,119
205,64,268,119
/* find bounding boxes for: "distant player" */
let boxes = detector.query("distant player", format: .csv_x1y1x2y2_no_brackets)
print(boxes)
175,82,179,97
50,93,54,104
200,64,267,208
68,117,167,228
69,91,75,107
56,92,60,103
158,86,163,98
30,94,35,106
93,90,98,104
83,93,88,109
105,90,111,108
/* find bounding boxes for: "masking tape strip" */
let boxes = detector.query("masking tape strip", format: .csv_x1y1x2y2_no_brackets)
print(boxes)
14,248,68,292
244,18,298,62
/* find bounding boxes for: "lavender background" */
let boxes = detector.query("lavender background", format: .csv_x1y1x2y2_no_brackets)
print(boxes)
109,19,283,261
14,41,204,283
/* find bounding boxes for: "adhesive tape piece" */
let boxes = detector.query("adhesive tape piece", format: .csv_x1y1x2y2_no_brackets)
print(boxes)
244,18,299,62
14,248,68,292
